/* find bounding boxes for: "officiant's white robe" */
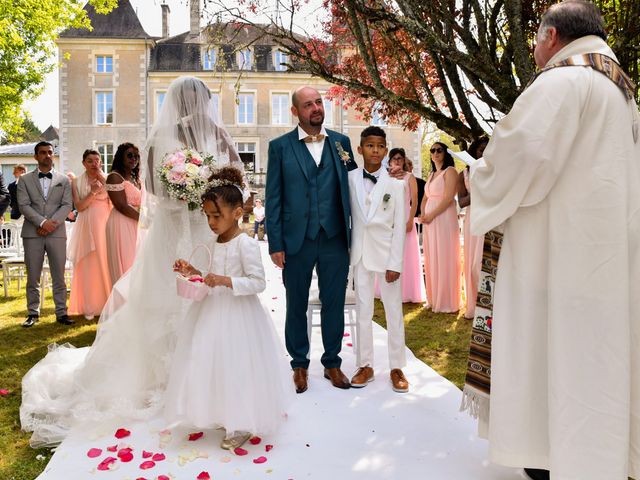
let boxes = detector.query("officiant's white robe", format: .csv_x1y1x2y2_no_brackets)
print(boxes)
471,35,640,480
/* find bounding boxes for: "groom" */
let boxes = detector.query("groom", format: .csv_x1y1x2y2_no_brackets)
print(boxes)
266,86,356,393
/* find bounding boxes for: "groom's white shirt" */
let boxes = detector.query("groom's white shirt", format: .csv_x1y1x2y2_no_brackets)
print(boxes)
348,167,406,273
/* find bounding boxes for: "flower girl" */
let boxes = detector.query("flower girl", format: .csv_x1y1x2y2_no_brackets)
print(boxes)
165,166,294,450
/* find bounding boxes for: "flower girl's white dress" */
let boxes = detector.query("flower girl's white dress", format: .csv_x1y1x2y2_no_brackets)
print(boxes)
164,233,294,435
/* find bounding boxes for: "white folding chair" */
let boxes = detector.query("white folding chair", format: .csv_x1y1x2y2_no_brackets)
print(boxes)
0,222,21,258
306,267,357,353
2,255,25,297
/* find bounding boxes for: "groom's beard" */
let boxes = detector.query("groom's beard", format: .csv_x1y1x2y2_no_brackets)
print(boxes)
309,114,324,127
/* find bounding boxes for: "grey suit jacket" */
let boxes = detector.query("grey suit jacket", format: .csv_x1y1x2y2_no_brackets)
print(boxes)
17,170,73,239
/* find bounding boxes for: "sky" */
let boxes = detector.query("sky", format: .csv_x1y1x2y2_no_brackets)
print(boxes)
25,0,192,131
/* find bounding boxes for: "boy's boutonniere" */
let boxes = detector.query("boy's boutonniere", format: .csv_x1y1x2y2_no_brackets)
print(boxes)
383,193,391,210
335,142,351,166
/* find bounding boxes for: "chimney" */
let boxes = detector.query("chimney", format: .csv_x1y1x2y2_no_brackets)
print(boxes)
161,3,170,38
190,0,200,37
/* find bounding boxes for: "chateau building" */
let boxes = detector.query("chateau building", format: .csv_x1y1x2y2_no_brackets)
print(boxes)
56,0,421,185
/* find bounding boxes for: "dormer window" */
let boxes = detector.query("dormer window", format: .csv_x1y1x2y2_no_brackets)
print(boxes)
238,48,252,70
273,50,288,71
203,48,217,70
96,55,113,73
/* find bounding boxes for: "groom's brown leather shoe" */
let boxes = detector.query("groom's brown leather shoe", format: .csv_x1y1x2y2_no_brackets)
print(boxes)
292,367,308,394
323,368,351,389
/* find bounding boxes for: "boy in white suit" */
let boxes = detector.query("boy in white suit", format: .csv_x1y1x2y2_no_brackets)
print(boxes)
349,126,408,392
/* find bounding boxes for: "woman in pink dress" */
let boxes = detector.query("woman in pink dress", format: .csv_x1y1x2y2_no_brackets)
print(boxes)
105,143,142,285
388,148,426,303
420,142,461,313
68,150,112,319
458,137,489,319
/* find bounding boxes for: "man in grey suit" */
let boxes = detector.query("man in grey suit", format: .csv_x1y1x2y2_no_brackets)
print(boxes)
17,141,73,327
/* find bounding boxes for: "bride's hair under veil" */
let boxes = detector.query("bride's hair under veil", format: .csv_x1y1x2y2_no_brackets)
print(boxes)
20,76,244,448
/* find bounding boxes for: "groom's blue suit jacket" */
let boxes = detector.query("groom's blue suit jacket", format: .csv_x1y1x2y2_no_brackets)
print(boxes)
265,128,357,256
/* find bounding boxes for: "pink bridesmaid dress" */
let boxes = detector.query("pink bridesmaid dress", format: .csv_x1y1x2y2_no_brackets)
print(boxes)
68,174,113,317
423,167,461,312
462,169,484,319
105,174,141,285
399,174,426,303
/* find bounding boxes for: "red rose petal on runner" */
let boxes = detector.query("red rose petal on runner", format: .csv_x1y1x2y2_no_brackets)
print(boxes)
188,432,204,441
115,428,131,439
97,457,117,471
233,447,248,456
107,444,118,452
139,460,156,470
119,452,134,462
157,476,171,480
87,448,102,458
253,456,267,464
152,453,166,462
343,332,350,337
346,342,353,347
196,472,211,480
265,445,273,452
142,450,153,458
249,436,261,445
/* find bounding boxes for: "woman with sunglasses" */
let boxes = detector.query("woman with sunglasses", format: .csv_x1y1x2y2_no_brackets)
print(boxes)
105,142,142,285
420,142,461,313
457,137,489,319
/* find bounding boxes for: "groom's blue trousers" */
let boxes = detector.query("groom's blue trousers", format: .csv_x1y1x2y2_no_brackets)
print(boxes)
283,229,349,370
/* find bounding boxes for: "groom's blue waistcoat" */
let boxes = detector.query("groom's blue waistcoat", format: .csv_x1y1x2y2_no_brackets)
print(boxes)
304,144,343,241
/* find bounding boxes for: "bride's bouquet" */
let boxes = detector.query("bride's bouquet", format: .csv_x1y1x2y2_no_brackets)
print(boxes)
156,148,215,210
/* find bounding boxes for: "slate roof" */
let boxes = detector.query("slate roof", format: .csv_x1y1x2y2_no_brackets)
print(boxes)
0,143,59,156
60,0,150,39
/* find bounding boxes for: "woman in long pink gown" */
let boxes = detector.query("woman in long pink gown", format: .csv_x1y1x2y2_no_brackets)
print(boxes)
420,142,461,313
388,148,426,303
105,143,142,285
68,150,112,319
458,137,489,319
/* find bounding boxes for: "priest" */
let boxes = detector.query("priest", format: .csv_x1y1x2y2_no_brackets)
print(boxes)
470,1,640,479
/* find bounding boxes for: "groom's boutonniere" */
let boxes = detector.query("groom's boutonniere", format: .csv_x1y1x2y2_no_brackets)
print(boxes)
335,142,351,166
383,193,391,210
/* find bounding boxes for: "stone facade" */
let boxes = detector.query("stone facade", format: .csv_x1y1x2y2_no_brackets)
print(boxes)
56,0,422,188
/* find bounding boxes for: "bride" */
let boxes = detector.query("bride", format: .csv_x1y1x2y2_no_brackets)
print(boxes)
20,76,243,447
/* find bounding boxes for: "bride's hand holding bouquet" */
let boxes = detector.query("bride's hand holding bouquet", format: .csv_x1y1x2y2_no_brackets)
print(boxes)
156,148,215,210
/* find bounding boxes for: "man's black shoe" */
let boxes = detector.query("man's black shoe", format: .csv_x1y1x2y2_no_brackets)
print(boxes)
524,468,550,480
22,315,39,328
56,315,75,326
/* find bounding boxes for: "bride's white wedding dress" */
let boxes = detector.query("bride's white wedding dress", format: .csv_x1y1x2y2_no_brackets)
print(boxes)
20,77,243,447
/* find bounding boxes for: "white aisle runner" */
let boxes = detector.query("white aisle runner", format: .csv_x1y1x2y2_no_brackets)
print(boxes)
37,242,522,480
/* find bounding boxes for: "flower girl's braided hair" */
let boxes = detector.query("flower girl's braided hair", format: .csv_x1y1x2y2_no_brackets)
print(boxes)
201,166,246,210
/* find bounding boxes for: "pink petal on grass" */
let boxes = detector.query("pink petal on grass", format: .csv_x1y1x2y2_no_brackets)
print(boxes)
142,450,153,458
115,428,131,439
265,445,273,452
87,448,102,458
140,460,156,470
249,436,261,445
233,447,248,456
97,457,117,471
152,453,166,462
253,456,267,464
188,432,204,441
0,389,9,396
196,472,211,480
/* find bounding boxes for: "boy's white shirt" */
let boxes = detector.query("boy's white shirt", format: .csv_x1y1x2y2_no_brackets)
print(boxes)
348,167,406,273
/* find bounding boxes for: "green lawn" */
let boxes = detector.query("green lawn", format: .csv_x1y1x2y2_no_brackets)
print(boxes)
0,283,469,479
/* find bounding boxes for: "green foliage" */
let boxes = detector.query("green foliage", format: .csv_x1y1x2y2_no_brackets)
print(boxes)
1,115,42,145
0,0,117,138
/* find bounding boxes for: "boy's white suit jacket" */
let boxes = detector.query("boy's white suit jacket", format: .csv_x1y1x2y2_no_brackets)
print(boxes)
348,168,406,273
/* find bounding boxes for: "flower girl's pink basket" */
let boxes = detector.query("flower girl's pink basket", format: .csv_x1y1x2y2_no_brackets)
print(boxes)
176,244,212,301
